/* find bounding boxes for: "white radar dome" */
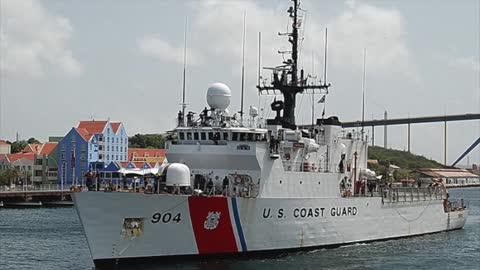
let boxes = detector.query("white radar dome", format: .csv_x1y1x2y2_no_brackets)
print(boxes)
165,163,191,187
206,82,231,111
249,106,259,117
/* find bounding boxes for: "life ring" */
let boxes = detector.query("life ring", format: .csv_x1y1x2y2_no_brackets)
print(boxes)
234,176,242,184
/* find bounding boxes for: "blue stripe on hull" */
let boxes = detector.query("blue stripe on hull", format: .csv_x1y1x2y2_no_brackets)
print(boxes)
231,197,247,251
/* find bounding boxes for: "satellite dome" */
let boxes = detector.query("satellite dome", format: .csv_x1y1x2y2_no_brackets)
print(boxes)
165,163,191,187
206,82,231,111
249,106,259,117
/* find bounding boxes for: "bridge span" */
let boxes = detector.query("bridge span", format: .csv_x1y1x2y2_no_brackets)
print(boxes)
341,113,480,166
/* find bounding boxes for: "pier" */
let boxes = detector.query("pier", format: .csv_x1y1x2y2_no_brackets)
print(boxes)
0,189,73,207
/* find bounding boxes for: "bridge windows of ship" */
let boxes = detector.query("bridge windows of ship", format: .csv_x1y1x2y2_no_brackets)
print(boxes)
175,130,267,145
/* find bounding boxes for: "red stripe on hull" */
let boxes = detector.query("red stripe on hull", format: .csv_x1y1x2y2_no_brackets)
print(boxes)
188,196,238,254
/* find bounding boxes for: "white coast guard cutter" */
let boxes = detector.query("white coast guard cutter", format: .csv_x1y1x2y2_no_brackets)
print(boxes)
73,1,468,267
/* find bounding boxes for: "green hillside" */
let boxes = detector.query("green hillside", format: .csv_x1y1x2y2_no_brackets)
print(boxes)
367,146,444,181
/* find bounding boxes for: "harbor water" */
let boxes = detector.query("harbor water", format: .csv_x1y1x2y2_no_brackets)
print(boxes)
0,187,479,270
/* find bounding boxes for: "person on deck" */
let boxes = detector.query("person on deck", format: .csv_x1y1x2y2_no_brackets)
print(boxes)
85,170,94,191
95,171,101,191
222,176,229,196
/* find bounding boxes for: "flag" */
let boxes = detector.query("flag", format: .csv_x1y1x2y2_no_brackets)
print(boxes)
317,95,326,103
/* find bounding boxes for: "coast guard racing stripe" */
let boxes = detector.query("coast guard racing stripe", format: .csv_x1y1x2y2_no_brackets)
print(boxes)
188,196,238,254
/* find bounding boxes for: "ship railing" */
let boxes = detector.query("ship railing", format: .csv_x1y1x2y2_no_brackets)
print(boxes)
351,189,383,198
381,187,446,203
170,140,229,146
281,160,326,173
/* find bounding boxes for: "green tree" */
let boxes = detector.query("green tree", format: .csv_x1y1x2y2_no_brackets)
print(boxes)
0,168,21,186
9,140,28,153
129,134,165,149
27,137,41,144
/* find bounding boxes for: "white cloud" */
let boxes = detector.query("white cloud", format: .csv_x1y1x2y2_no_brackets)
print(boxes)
326,2,415,77
449,56,480,72
137,0,416,80
137,36,202,65
0,0,82,79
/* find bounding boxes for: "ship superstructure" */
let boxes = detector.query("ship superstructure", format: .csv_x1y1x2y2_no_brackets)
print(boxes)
73,1,468,267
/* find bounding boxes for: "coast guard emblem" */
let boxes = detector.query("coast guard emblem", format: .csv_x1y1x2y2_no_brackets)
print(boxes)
204,212,221,230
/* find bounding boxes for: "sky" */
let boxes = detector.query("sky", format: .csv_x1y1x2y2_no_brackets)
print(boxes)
0,0,479,166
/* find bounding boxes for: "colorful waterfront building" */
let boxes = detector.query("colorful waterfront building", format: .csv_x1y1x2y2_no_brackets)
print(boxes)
0,140,11,154
128,148,166,164
57,120,128,186
0,152,35,187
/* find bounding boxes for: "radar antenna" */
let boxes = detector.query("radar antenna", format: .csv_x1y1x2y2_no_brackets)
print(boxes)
257,0,330,128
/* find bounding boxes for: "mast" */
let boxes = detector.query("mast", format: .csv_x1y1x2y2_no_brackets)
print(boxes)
257,0,330,127
361,48,366,139
181,17,188,126
240,12,246,123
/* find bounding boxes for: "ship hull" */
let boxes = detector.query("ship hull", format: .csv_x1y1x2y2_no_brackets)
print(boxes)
73,192,467,267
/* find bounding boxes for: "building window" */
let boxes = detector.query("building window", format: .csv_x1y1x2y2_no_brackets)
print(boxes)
179,132,185,140
201,132,206,140
194,132,199,140
99,154,103,160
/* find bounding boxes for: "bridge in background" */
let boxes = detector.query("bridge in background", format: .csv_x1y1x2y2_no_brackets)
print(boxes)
341,113,480,166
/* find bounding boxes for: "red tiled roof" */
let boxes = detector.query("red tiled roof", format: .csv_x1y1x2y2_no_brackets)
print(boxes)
78,121,108,134
132,161,145,168
76,128,93,142
119,162,130,168
23,144,42,154
128,148,165,160
0,140,9,145
111,122,121,134
6,152,35,162
39,143,57,155
416,168,479,178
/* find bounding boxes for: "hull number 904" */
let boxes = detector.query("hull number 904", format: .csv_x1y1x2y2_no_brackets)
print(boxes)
151,212,182,224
